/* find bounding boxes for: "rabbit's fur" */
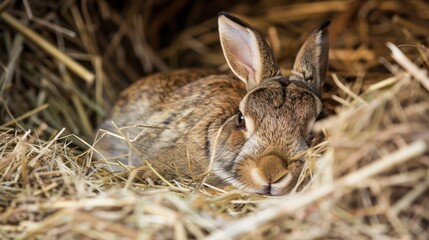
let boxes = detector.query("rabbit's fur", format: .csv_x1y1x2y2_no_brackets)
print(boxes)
95,12,329,195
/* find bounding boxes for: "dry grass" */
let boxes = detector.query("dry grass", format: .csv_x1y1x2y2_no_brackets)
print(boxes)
1,0,429,239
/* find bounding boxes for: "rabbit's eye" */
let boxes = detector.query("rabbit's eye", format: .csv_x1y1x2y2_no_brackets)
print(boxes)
237,112,246,130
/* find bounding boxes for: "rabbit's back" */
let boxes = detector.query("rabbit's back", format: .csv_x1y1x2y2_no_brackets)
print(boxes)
111,68,218,123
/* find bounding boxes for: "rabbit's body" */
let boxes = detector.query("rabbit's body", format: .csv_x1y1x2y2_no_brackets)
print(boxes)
96,13,329,195
98,69,245,183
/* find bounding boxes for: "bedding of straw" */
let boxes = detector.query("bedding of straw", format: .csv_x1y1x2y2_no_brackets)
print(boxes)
1,0,429,239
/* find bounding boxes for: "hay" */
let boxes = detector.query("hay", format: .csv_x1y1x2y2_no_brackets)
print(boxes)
1,0,429,239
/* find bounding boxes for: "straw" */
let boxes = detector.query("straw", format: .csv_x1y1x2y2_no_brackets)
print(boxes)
0,12,95,83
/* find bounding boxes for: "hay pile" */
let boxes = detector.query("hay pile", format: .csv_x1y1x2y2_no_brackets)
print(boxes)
1,0,429,239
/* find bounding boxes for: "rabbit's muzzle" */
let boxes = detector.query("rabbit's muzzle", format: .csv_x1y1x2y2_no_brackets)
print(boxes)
256,154,288,184
245,154,297,196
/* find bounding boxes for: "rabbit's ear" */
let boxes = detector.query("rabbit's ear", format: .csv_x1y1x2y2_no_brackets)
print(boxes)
292,21,330,97
218,12,280,90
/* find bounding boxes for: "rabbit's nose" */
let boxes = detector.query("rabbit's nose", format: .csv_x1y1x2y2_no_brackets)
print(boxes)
256,154,288,184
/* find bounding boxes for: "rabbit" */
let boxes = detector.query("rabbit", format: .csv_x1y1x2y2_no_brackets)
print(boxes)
95,12,329,196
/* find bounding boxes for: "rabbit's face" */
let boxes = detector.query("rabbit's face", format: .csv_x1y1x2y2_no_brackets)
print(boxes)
216,13,329,195
212,78,320,195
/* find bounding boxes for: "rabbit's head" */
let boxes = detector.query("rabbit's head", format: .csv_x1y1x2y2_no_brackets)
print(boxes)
212,13,329,195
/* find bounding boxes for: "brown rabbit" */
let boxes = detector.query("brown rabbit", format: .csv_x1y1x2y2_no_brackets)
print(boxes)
95,12,329,195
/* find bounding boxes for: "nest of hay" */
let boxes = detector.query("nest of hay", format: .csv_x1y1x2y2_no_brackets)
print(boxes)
1,0,429,239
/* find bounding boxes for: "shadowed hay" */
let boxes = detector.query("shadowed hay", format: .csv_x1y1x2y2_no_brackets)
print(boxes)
1,0,429,239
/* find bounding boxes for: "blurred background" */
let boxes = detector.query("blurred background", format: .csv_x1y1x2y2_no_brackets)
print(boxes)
1,0,428,144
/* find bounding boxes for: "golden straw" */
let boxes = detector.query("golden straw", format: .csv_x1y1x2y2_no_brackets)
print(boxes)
0,12,95,83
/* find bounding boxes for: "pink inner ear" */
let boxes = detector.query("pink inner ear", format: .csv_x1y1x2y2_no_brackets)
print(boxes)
219,18,261,83
229,28,256,75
